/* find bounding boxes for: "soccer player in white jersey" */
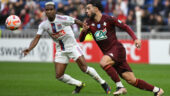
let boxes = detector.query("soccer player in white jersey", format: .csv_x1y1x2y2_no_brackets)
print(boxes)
22,2,111,94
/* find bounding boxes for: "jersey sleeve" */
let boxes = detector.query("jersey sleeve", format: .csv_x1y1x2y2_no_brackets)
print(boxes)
110,16,137,41
62,15,75,26
36,22,44,35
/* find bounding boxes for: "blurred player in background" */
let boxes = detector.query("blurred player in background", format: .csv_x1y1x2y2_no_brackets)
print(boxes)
22,2,111,94
79,0,164,96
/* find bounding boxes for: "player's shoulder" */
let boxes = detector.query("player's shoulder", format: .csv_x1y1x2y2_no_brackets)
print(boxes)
55,14,69,20
103,15,120,24
39,19,48,26
103,14,115,21
38,19,48,28
55,14,75,24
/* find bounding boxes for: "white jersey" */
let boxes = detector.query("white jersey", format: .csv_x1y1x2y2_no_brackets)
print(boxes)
37,14,78,51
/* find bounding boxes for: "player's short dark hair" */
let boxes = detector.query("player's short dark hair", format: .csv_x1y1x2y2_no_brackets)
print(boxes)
87,0,103,12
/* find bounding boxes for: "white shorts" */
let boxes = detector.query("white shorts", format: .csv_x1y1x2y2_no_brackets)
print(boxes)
54,45,83,64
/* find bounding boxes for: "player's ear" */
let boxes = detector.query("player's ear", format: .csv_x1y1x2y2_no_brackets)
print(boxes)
94,6,99,12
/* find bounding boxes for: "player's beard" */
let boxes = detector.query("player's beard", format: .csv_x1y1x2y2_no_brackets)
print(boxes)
86,12,96,20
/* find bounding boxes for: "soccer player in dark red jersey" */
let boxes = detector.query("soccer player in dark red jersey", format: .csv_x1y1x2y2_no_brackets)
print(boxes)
79,0,164,96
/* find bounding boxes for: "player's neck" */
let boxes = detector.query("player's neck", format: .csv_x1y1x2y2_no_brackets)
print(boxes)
94,12,102,22
48,17,55,22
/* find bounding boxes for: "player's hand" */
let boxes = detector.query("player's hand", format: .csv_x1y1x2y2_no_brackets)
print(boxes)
22,49,30,56
82,22,89,32
134,39,141,48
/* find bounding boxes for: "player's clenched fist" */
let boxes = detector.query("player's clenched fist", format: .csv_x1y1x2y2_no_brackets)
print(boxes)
22,49,30,56
82,23,89,32
134,39,141,48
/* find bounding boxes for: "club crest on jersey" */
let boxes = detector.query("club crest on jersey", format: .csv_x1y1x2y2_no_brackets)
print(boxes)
97,24,101,29
57,24,62,30
94,28,108,41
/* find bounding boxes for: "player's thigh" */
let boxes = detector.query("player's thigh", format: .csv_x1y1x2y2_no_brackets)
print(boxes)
68,46,87,72
100,55,115,67
54,51,69,78
122,72,136,84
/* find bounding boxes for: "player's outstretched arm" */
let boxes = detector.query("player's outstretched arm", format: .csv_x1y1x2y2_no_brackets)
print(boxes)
79,23,89,42
111,17,137,41
111,17,141,48
75,19,83,27
22,34,41,56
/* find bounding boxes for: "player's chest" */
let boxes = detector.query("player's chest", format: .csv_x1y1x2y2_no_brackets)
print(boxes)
89,22,109,41
45,22,67,38
46,22,64,33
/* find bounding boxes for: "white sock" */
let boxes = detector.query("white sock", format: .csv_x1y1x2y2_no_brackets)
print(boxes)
58,74,82,86
153,87,159,93
116,81,124,88
86,66,105,84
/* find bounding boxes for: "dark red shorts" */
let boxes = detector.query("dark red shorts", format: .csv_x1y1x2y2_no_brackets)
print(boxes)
113,61,132,77
105,42,132,76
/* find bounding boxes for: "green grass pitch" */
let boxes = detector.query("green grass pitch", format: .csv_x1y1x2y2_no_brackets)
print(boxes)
0,62,169,96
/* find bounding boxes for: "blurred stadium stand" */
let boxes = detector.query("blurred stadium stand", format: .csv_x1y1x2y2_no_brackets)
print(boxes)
0,0,170,39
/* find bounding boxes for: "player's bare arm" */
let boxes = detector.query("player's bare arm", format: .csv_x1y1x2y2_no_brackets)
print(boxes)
79,22,89,42
22,34,41,56
75,19,83,27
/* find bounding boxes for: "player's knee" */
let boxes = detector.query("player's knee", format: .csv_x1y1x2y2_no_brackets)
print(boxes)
125,78,136,85
100,61,110,68
100,55,114,68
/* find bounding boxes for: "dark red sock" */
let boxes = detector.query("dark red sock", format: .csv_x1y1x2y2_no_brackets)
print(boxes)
134,79,154,91
103,65,120,83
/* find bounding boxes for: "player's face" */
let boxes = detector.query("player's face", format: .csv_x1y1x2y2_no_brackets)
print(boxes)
86,4,96,19
45,5,56,21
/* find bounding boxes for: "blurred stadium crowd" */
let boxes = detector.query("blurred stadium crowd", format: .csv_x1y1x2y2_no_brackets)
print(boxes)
0,0,170,32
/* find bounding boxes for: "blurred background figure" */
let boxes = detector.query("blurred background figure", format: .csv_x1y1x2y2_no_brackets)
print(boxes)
19,9,30,28
104,0,115,15
0,0,169,35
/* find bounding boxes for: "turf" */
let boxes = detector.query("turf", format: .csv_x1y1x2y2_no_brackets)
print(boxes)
0,62,169,96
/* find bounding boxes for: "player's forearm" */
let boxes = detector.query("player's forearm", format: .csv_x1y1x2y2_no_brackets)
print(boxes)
75,19,83,27
79,30,87,42
28,35,41,51
123,24,137,41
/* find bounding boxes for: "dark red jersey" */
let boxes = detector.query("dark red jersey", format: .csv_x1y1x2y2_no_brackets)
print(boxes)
79,14,137,53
